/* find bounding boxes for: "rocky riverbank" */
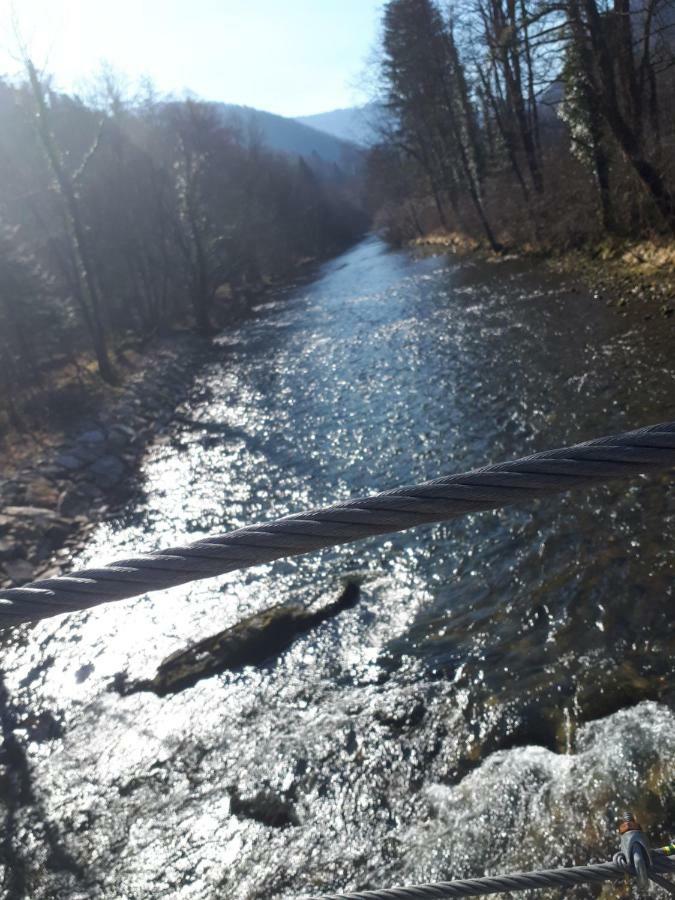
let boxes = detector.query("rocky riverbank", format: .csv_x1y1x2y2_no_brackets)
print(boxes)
0,249,361,598
0,335,212,592
412,231,675,320
551,239,675,319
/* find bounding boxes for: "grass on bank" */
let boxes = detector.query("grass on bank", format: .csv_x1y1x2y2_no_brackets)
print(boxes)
0,341,150,478
412,231,675,317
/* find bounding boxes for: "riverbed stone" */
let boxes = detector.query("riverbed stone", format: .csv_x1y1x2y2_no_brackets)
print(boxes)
54,452,85,472
3,558,34,584
87,455,126,487
107,424,136,450
79,429,107,444
0,538,20,561
24,477,60,509
4,506,61,522
0,514,14,534
32,521,75,561
2,509,74,555
57,485,92,518
0,480,25,504
71,443,107,464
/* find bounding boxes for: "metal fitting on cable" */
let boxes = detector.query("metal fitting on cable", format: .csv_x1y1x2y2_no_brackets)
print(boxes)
618,812,652,891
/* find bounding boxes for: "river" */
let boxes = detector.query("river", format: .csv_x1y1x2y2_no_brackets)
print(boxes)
2,236,674,898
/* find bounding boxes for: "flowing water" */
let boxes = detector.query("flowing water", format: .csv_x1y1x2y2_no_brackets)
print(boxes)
2,236,675,899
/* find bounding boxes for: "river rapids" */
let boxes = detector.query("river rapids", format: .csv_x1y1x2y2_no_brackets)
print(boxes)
1,237,674,898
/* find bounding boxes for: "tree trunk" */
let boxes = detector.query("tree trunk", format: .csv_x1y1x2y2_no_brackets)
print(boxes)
25,60,117,383
571,0,675,232
594,141,615,232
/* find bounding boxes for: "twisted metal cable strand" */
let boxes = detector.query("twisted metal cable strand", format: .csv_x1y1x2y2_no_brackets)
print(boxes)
1,421,674,625
303,853,675,899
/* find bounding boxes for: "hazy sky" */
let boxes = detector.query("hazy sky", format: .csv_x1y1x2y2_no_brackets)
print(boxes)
0,0,383,116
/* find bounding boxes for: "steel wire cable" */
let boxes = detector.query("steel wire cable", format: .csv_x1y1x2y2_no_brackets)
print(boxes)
1,421,673,625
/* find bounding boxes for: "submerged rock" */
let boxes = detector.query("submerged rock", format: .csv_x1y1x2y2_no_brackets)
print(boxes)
374,697,426,731
114,580,361,697
229,786,299,828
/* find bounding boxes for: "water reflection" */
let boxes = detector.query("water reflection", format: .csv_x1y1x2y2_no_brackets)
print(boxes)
2,236,674,898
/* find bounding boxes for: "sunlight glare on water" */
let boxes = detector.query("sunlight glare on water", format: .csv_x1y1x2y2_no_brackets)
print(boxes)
2,236,675,898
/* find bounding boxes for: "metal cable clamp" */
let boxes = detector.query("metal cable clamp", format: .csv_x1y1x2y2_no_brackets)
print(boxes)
617,813,652,891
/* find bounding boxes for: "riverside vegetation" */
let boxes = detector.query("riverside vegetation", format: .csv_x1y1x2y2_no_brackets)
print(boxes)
366,0,675,270
0,63,367,436
4,1,675,490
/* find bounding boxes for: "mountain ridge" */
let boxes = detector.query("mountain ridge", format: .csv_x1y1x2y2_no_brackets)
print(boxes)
214,102,361,167
296,105,379,146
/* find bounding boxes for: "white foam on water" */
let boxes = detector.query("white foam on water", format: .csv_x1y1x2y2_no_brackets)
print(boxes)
406,702,675,884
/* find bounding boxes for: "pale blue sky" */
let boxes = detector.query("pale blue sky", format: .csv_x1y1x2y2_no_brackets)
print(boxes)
0,0,384,116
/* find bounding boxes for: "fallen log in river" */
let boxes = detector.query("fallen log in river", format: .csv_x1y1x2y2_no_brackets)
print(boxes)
113,580,361,696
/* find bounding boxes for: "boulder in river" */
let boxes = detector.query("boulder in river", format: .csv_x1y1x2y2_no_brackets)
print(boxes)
114,580,361,697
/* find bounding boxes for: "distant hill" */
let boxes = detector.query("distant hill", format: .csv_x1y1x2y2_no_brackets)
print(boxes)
214,103,360,167
296,105,381,147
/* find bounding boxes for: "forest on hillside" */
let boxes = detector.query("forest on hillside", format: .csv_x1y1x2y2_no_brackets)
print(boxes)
4,0,674,439
0,64,366,430
367,0,675,249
